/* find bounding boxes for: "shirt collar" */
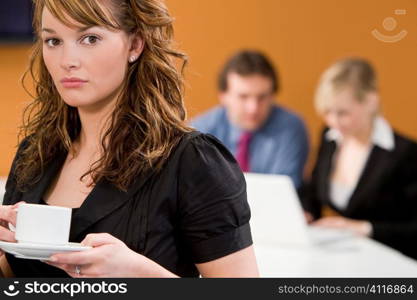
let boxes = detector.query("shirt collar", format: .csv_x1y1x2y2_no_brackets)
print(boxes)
228,118,245,146
325,116,395,151
226,105,278,144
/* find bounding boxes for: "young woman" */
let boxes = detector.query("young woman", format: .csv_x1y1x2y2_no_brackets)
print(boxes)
0,0,258,277
302,58,417,260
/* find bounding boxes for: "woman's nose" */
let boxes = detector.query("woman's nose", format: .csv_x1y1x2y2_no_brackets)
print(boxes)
61,59,81,71
60,46,81,71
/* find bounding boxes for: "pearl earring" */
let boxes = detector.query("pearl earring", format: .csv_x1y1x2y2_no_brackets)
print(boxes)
129,55,137,63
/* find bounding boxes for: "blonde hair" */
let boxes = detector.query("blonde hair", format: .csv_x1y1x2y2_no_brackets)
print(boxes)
314,58,378,114
16,0,192,191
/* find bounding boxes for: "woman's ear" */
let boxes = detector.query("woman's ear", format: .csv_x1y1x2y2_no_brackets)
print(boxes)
128,34,145,63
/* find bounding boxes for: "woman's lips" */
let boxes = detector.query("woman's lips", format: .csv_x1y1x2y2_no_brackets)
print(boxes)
60,78,88,88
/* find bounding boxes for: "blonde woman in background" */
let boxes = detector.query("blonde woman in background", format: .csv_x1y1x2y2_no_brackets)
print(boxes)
302,58,417,260
0,0,258,277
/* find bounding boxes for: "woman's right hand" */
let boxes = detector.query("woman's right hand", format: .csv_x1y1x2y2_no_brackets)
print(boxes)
0,202,22,256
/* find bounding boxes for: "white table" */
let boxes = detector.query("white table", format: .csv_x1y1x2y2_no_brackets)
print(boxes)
254,237,417,277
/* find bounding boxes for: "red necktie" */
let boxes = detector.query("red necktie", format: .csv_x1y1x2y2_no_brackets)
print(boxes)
236,132,252,172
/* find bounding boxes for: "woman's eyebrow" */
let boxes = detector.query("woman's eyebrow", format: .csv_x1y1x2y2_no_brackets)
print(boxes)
41,28,56,34
41,25,94,34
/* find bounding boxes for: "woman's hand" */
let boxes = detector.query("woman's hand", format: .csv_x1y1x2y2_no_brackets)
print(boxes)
303,211,314,224
44,233,178,278
312,216,372,236
0,202,23,256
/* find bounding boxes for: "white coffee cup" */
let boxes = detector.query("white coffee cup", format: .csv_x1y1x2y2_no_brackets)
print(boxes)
15,203,72,245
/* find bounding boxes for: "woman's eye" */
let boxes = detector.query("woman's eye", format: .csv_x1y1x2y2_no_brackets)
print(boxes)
81,35,100,45
44,38,61,47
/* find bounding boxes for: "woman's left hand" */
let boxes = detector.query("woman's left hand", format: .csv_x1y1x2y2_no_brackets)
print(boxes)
44,233,176,278
312,216,373,237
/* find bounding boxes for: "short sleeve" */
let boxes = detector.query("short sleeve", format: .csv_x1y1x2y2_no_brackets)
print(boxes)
178,133,252,263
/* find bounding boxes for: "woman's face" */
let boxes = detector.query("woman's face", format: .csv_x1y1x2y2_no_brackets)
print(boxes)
41,8,140,111
322,88,378,138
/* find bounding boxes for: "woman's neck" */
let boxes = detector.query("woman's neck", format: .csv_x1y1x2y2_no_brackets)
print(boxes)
345,120,374,147
75,99,117,153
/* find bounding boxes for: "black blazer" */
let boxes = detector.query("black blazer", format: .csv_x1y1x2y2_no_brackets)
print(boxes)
301,128,417,260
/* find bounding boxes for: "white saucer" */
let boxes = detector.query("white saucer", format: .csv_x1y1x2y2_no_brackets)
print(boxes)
0,241,91,260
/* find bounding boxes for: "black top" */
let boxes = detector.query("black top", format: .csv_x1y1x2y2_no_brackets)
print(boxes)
40,198,80,214
300,128,417,260
3,131,253,277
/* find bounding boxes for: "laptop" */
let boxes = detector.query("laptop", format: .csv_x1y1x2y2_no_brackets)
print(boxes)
244,173,353,247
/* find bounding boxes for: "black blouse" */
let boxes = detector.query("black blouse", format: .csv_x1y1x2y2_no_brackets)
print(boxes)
3,131,253,277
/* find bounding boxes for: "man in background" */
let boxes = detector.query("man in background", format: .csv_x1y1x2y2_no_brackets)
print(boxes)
191,50,309,188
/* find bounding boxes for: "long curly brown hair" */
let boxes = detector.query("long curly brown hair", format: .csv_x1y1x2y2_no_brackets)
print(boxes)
15,0,192,191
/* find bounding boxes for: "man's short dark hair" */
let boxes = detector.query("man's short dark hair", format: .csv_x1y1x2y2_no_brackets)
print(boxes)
218,50,279,93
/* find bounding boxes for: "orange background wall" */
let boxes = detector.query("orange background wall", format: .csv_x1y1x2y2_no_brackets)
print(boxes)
1,0,416,176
